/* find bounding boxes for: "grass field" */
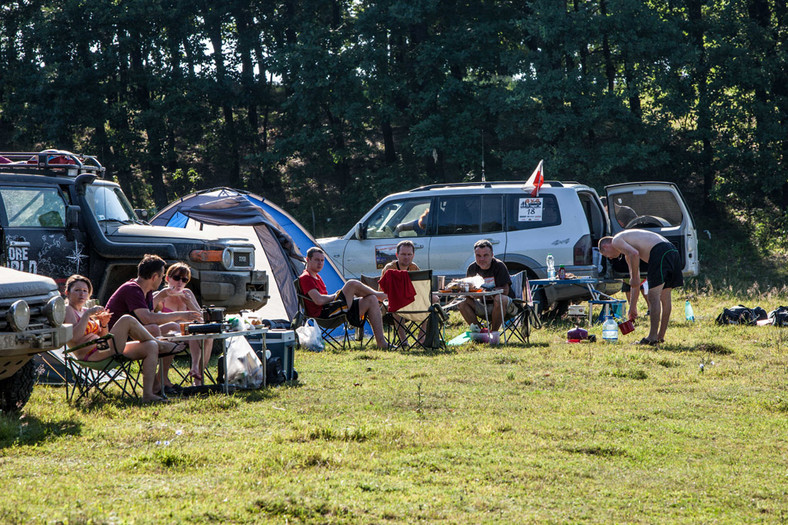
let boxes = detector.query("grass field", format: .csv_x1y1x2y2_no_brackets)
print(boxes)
2,226,788,523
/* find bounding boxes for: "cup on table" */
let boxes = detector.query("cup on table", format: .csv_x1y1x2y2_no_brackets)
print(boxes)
436,275,446,290
462,282,470,293
179,322,190,335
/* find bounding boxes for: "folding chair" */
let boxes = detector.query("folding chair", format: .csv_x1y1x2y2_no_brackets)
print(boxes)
383,270,446,351
293,278,351,350
63,335,143,403
502,271,541,344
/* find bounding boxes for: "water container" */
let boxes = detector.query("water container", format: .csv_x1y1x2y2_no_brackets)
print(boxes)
602,316,619,343
684,300,695,322
546,253,555,280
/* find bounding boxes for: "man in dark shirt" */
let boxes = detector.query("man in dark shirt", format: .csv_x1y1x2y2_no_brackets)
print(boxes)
457,239,517,332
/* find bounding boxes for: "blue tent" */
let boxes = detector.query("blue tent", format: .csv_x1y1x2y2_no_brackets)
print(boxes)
151,188,345,321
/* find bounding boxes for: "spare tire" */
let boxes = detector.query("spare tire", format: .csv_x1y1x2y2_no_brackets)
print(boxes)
625,215,670,229
0,360,36,413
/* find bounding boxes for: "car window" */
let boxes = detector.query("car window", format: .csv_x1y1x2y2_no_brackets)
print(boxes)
610,190,683,227
505,193,561,231
365,198,431,239
578,191,606,238
86,184,138,222
0,187,67,228
435,195,503,236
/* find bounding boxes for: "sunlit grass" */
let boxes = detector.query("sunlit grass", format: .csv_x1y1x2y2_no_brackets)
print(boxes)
2,286,788,523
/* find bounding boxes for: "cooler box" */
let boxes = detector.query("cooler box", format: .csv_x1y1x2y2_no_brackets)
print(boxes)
246,329,296,381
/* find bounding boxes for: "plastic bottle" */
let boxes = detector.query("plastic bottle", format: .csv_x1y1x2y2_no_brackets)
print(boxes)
546,253,556,280
602,316,619,343
684,300,695,322
558,265,566,279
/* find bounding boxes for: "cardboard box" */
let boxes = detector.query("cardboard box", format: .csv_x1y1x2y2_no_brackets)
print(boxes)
246,329,296,381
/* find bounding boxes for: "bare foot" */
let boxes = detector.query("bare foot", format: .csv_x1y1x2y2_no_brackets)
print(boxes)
142,394,166,403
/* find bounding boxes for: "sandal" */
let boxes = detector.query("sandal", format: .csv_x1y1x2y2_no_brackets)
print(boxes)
160,341,187,356
189,370,203,386
637,338,658,346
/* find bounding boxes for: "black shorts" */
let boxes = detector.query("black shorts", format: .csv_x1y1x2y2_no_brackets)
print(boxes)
647,242,684,290
319,292,364,327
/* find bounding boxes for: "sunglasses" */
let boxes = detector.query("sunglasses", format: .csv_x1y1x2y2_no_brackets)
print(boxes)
170,275,190,283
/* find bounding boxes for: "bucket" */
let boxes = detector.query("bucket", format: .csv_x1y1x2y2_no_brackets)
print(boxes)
618,319,635,335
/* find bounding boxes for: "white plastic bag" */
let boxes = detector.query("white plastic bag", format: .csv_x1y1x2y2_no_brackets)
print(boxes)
225,336,264,389
296,319,324,352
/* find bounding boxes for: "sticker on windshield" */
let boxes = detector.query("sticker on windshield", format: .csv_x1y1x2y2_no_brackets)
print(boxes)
518,198,543,221
375,244,398,269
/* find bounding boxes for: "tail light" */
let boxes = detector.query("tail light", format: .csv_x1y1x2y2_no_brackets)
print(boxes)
573,234,592,265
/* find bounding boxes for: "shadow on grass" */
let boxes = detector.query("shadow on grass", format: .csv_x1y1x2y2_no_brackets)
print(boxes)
562,444,629,458
0,412,82,448
660,342,733,355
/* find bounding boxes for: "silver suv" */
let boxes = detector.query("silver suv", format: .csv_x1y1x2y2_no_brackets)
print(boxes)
319,180,698,307
0,267,72,412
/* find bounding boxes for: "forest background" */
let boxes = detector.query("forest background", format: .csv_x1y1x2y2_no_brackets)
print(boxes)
1,0,786,245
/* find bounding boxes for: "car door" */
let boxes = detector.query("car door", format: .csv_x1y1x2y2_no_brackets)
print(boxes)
605,182,699,276
341,197,432,278
0,185,85,286
428,194,506,278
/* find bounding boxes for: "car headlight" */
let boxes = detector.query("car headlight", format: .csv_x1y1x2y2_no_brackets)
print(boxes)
222,248,233,269
44,295,67,326
7,300,30,331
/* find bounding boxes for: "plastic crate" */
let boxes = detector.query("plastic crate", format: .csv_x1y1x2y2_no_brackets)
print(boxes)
246,329,296,381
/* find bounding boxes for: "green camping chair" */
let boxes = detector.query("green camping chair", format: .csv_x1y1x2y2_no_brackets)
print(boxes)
63,335,143,403
384,270,446,351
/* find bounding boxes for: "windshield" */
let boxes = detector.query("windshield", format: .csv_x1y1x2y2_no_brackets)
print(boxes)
86,184,138,223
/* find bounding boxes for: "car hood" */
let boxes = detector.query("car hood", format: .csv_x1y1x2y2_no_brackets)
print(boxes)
0,267,58,298
106,223,249,244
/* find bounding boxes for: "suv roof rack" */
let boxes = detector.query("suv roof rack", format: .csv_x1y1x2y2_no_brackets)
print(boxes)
0,150,105,178
409,180,566,192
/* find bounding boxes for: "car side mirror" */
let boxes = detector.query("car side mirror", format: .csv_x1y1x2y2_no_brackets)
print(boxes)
354,222,365,240
66,205,80,229
134,208,149,221
65,205,80,241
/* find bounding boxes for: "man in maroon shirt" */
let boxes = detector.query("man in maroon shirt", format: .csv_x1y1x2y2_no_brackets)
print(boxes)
299,247,389,348
106,254,200,393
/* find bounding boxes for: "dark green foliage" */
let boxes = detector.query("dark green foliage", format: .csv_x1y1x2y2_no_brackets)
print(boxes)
0,0,785,239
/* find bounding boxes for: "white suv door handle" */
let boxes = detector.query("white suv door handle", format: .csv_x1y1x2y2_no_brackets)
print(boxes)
413,244,424,249
486,239,501,245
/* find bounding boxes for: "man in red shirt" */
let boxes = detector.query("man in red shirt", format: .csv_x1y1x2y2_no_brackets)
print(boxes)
299,247,389,348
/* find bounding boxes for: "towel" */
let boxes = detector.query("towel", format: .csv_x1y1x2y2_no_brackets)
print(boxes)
379,269,416,312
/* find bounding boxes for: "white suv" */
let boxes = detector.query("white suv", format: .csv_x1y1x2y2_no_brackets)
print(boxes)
319,181,698,306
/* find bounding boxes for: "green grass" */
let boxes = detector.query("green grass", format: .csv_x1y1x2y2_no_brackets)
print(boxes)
2,292,788,524
3,219,788,523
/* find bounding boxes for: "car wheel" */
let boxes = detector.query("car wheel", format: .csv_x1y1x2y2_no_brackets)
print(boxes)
0,360,36,414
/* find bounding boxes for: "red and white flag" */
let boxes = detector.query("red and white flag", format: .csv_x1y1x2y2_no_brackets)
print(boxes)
523,159,544,196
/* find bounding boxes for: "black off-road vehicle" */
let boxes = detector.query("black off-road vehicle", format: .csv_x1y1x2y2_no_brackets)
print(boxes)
0,266,72,413
0,150,268,310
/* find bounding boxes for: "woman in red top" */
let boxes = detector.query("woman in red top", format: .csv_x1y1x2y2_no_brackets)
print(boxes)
65,275,180,402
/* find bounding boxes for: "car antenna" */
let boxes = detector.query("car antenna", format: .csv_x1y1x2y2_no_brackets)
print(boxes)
480,130,486,182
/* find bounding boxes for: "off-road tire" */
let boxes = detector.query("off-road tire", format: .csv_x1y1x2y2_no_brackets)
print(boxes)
0,360,36,414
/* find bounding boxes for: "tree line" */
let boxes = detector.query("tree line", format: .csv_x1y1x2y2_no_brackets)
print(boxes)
1,0,786,239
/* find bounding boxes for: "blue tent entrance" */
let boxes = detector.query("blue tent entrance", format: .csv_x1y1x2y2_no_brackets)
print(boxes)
151,188,345,321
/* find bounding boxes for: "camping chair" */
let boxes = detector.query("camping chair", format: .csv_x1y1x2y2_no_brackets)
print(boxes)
502,271,541,344
383,270,446,351
293,278,351,350
63,335,143,403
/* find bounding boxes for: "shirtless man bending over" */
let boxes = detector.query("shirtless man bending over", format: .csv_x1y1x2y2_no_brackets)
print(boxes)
598,229,684,345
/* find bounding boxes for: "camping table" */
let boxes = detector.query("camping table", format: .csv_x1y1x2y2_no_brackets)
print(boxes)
436,289,506,342
529,277,622,324
164,327,268,394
